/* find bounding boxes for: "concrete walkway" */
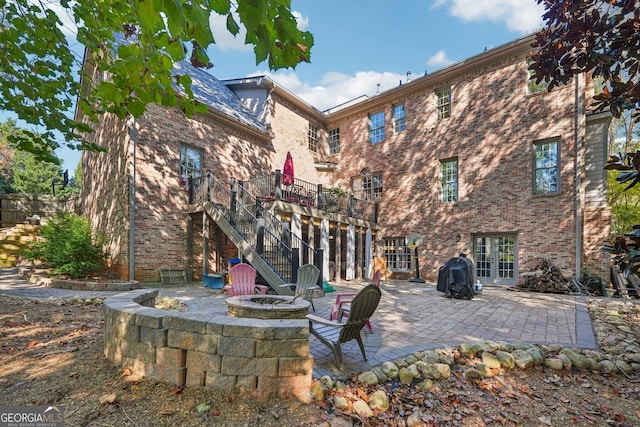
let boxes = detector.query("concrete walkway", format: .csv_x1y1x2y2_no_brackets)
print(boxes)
0,268,597,379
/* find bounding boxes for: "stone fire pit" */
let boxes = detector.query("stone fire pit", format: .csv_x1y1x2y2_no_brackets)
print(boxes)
226,295,311,319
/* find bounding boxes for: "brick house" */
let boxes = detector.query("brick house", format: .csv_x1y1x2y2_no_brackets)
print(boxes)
78,33,611,286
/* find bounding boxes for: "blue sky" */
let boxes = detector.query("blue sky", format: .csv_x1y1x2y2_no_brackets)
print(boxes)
3,0,546,175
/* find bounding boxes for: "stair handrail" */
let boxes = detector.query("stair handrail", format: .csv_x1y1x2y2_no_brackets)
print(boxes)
237,179,318,260
196,173,301,283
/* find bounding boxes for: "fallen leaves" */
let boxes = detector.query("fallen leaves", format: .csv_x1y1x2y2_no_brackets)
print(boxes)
99,392,117,405
24,340,39,350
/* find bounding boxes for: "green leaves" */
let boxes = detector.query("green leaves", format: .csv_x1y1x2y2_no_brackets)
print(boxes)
1,0,313,161
237,0,313,68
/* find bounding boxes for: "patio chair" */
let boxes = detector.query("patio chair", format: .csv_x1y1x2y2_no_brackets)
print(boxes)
293,264,321,311
307,284,382,370
225,263,268,296
329,269,381,332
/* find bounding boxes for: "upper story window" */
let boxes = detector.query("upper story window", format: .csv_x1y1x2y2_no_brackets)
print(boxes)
369,111,385,143
533,139,559,194
393,104,405,133
329,128,340,155
180,144,203,188
361,168,383,200
527,57,550,95
436,88,451,120
308,124,318,152
440,158,458,203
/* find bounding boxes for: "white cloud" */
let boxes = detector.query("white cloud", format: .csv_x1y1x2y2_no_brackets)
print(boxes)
253,70,405,111
427,50,454,69
210,10,310,52
432,0,544,34
292,11,309,31
210,12,252,52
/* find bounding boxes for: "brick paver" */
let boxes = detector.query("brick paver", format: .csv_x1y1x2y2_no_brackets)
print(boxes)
0,269,597,379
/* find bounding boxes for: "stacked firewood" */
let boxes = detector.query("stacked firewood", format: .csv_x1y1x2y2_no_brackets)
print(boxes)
517,258,576,293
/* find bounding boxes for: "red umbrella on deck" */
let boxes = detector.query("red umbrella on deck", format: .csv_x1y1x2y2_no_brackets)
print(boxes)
282,151,294,185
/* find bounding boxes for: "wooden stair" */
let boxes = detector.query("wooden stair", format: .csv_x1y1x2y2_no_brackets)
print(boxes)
0,223,40,267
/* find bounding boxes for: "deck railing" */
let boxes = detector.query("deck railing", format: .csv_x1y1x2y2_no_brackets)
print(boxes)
244,171,378,222
188,173,319,282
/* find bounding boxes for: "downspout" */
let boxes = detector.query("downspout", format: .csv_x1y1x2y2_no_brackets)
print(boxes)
575,73,584,280
129,118,136,280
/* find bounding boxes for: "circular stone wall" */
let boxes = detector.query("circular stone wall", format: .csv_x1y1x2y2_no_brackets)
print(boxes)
226,295,310,319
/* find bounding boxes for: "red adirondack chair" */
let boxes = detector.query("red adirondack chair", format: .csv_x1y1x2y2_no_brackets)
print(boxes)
225,263,268,296
330,269,381,332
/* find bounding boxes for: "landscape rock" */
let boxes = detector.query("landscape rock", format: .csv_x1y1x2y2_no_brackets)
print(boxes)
420,379,434,390
599,360,617,373
406,363,420,379
332,395,349,410
526,347,545,365
481,341,502,352
357,371,379,386
433,363,451,379
407,411,426,427
460,343,482,358
475,363,493,378
399,367,414,385
381,361,399,379
352,399,373,418
319,375,334,389
312,381,327,402
512,349,534,369
404,354,418,364
368,390,390,411
561,348,591,370
544,357,564,370
481,352,502,369
558,353,572,370
421,350,439,364
464,368,483,380
371,367,388,383
496,350,516,369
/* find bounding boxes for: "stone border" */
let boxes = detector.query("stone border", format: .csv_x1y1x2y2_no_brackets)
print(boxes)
103,289,312,401
19,267,141,291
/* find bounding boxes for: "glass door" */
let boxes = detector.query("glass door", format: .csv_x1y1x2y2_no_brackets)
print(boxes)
473,234,517,286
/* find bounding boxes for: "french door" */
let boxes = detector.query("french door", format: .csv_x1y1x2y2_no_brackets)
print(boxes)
473,234,518,286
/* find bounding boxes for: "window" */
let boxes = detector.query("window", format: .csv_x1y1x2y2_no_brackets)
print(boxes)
369,111,385,143
440,158,458,203
534,139,559,194
526,57,550,95
308,124,318,152
436,88,451,120
361,168,383,200
179,144,203,188
393,104,405,133
329,128,340,155
383,238,411,272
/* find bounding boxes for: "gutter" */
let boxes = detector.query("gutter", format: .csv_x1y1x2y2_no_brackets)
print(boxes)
129,117,136,280
575,73,584,280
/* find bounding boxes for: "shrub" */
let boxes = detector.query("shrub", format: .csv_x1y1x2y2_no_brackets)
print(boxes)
24,213,106,278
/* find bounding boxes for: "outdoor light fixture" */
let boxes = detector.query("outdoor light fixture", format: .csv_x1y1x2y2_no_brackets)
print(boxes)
406,233,425,283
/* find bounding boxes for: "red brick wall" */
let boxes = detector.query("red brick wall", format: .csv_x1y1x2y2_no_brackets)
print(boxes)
329,53,583,282
269,93,331,186
124,105,281,281
80,113,131,279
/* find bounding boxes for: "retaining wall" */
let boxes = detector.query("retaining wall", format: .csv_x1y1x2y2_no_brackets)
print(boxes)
103,289,313,401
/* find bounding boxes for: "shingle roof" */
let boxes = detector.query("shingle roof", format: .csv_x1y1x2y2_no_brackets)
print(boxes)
173,61,269,134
